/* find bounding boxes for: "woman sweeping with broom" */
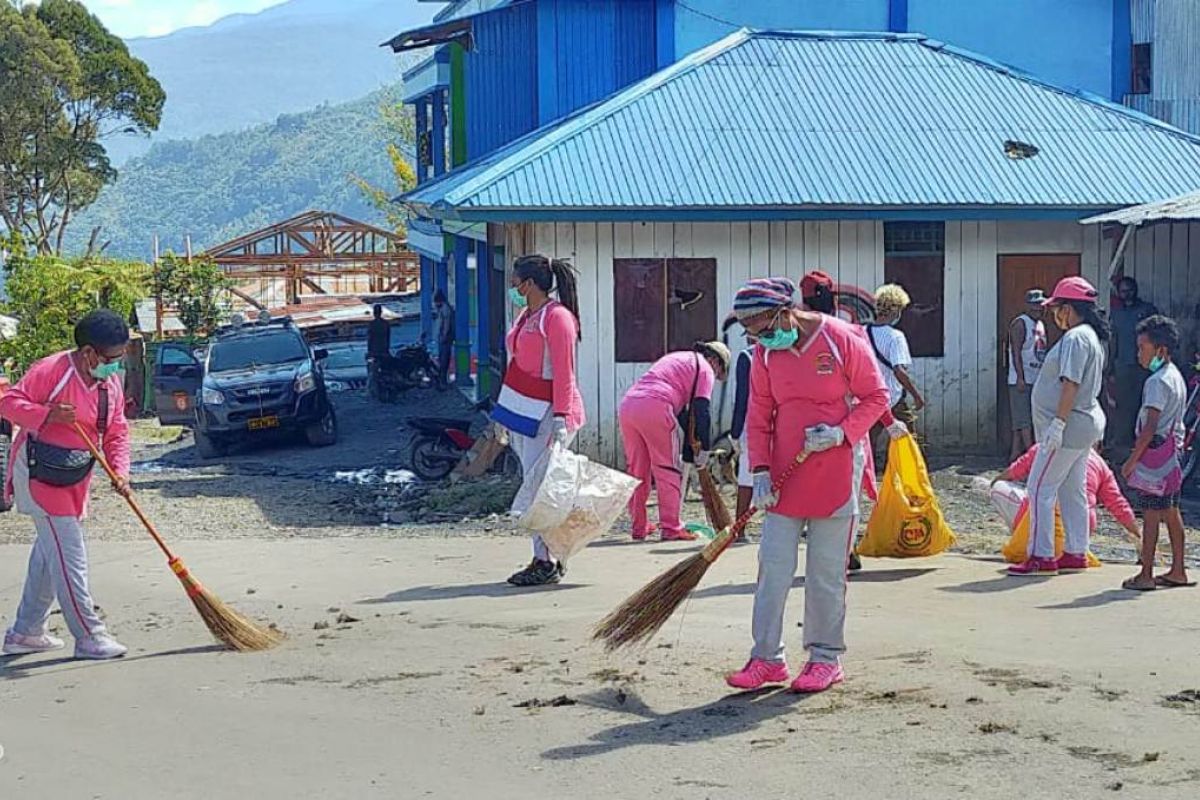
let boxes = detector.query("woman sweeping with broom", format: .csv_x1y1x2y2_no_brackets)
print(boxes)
725,278,892,694
2,310,132,660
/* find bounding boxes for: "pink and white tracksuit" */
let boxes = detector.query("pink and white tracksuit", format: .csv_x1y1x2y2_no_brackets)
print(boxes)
2,352,130,643
503,302,584,563
1004,445,1136,534
746,317,889,665
619,352,716,538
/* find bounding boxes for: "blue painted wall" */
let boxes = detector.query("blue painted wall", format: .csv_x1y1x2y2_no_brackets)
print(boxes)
465,1,539,160
674,0,1121,100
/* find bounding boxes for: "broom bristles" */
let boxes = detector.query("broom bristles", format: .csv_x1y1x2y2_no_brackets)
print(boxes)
171,558,283,652
698,466,732,532
594,527,735,650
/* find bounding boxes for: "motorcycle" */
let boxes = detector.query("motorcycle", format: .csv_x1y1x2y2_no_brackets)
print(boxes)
369,343,438,402
408,401,521,481
1180,352,1200,485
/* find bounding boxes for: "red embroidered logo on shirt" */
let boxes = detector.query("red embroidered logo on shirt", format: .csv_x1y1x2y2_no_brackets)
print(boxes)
815,352,835,375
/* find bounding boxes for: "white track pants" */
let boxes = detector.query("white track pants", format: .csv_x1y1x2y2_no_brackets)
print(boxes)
508,415,575,564
1026,445,1091,559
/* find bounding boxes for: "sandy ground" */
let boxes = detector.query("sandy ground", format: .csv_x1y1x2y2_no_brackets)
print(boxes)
2,389,1199,798
3,536,1200,800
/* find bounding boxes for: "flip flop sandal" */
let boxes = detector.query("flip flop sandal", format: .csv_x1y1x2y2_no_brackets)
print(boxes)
1122,577,1157,592
1154,576,1197,588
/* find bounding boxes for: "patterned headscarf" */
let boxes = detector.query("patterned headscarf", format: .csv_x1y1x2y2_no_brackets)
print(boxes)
733,277,796,321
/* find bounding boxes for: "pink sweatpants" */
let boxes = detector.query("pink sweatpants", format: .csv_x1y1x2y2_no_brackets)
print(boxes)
619,396,683,537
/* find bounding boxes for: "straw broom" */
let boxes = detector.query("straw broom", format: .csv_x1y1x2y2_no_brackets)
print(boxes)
688,419,732,534
594,448,810,651
74,424,283,651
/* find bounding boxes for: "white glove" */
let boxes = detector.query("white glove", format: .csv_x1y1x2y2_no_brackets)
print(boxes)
1041,418,1065,451
752,472,777,510
550,417,570,447
694,450,710,469
804,424,845,453
887,420,908,440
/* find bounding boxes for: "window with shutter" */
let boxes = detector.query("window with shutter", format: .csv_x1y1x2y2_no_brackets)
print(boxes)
883,222,945,358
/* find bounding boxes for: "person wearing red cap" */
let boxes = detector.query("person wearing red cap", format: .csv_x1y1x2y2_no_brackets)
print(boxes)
1009,277,1110,577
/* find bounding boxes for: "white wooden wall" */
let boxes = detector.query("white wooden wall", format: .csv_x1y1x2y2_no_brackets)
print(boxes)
1118,220,1200,360
505,220,1116,465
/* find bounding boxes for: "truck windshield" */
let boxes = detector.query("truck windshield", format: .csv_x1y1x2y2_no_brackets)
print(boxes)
209,332,308,372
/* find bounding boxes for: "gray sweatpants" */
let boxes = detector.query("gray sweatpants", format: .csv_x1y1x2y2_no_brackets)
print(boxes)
1026,444,1092,559
751,513,858,664
508,414,575,564
10,449,106,641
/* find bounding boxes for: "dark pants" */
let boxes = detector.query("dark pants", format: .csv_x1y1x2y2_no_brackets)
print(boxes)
1112,364,1149,448
871,398,917,470
438,341,453,387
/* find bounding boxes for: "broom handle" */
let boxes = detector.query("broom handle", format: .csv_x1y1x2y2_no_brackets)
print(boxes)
71,422,176,562
701,450,811,563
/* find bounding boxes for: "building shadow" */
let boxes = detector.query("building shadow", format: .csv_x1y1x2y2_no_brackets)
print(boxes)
1,643,225,679
939,572,1054,594
541,687,809,761
358,582,584,604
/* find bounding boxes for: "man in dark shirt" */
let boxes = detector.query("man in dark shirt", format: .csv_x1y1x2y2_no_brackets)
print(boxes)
1108,276,1158,449
367,304,391,359
434,291,455,389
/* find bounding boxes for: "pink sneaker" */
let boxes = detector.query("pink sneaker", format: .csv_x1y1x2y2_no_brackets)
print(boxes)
3,629,66,655
1057,552,1089,573
725,658,789,690
790,661,845,693
632,524,658,542
661,528,699,542
1008,557,1059,577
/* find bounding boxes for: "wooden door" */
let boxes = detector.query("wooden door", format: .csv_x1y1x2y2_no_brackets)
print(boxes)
996,254,1080,452
614,259,666,363
666,258,717,352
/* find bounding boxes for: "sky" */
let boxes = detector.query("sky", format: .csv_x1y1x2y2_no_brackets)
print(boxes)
80,0,290,38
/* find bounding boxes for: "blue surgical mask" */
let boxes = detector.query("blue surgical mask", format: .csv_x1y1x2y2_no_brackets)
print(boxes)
91,360,123,380
759,327,799,351
508,286,528,308
1149,355,1166,372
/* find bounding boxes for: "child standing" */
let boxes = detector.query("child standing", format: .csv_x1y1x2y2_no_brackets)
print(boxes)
1121,315,1191,590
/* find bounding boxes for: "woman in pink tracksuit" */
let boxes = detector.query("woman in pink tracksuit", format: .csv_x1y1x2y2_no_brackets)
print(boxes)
497,255,585,587
724,278,894,694
2,311,133,661
619,342,731,542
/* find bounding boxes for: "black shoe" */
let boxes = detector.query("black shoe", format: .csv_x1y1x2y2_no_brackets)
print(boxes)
848,552,862,572
507,559,562,586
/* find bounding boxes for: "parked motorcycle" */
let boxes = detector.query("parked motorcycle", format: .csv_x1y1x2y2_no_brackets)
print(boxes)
1180,352,1200,485
407,401,520,481
369,343,437,402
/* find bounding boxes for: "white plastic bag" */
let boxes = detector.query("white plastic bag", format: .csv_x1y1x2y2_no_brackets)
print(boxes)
519,443,640,561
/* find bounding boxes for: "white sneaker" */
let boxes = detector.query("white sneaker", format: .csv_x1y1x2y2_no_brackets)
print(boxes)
74,633,128,660
3,629,66,655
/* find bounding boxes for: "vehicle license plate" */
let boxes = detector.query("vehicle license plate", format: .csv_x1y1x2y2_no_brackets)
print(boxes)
248,416,280,431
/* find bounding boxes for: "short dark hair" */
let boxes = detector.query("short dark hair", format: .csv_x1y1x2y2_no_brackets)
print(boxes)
1118,276,1139,293
1136,314,1179,353
373,304,383,317
74,310,130,350
433,290,446,304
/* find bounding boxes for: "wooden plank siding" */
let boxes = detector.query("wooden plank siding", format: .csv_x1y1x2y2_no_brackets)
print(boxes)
502,220,1181,466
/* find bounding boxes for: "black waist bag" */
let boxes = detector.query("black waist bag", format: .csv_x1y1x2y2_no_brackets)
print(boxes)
27,383,108,487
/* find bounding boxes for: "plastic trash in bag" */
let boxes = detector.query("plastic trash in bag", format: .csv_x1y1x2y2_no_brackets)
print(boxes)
994,481,1101,567
517,443,641,561
859,435,956,558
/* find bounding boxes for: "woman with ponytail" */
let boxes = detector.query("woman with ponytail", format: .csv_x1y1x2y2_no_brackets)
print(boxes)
492,255,585,586
1010,277,1109,577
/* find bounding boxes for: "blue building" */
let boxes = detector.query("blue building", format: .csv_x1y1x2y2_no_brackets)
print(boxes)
387,1,1200,457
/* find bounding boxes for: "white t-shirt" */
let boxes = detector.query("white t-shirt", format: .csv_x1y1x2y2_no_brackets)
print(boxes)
866,324,912,406
1138,362,1187,447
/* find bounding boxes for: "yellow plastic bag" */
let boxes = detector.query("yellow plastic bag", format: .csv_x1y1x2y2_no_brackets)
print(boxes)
859,435,956,558
1001,501,1101,567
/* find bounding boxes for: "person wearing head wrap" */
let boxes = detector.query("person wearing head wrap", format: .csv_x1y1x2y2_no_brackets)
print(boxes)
724,277,893,694
618,342,731,542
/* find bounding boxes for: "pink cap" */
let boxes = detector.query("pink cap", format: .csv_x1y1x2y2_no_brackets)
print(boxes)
1044,276,1099,306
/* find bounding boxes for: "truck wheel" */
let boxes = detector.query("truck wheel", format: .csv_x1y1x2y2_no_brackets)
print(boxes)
0,431,11,512
306,409,338,447
194,430,225,460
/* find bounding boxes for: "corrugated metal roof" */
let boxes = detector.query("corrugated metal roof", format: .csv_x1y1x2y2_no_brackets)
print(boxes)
402,30,1200,220
1081,189,1200,226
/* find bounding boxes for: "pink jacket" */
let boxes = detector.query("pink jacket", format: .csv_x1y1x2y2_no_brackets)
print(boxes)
748,316,890,518
623,351,716,413
505,301,585,432
1,352,131,518
1008,446,1136,531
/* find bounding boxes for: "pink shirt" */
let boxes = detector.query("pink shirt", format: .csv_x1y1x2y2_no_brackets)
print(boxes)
1008,446,1136,531
505,302,585,432
1,351,131,518
748,316,890,518
624,351,716,414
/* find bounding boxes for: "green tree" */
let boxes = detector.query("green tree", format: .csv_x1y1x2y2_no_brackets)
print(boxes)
352,98,416,236
0,240,149,371
155,253,230,339
0,0,164,254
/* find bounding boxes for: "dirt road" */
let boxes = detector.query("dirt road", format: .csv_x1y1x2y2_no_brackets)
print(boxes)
2,389,1199,799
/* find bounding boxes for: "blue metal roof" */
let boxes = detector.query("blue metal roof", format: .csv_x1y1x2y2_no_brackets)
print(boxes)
402,30,1200,222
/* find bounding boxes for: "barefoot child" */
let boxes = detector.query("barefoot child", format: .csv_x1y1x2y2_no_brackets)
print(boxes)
1122,315,1191,591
